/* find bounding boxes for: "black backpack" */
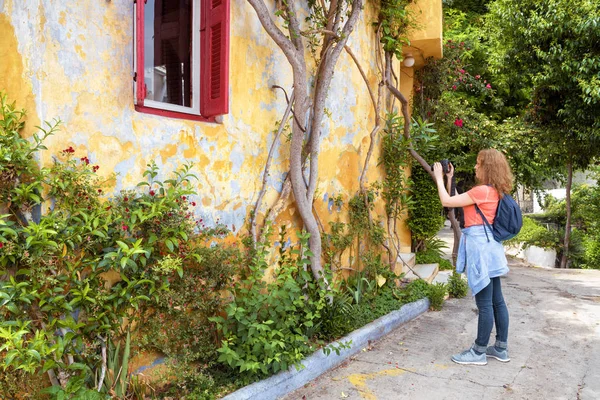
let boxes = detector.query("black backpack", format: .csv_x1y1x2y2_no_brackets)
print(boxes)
475,193,523,242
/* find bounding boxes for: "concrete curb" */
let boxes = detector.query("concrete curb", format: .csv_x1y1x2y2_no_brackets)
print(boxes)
222,298,430,400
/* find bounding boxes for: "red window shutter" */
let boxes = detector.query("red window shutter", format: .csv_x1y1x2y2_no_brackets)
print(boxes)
135,0,146,105
200,0,230,117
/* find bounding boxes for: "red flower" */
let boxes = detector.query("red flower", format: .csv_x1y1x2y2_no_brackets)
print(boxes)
454,119,464,128
98,189,102,193
191,202,196,207
452,85,457,91
80,157,90,165
182,196,187,201
149,190,155,196
0,242,3,249
123,197,129,202
122,225,128,231
92,165,99,172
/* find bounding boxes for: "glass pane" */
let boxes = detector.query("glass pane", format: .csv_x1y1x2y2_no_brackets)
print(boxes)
144,0,193,107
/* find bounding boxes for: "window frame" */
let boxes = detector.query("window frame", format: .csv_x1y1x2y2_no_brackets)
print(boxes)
133,0,229,122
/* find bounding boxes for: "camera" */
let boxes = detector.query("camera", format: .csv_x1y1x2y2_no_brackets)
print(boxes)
431,159,451,174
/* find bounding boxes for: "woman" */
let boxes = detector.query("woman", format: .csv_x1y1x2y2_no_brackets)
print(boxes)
432,149,513,366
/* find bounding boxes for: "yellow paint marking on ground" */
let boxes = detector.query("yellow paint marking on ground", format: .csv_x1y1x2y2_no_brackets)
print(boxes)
347,368,406,400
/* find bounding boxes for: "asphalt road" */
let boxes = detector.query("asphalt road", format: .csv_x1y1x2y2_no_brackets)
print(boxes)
282,258,600,400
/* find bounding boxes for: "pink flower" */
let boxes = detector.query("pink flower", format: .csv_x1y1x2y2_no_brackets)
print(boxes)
0,242,3,249
459,69,465,74
475,75,481,79
452,85,457,91
454,119,464,128
486,83,492,89
122,225,128,231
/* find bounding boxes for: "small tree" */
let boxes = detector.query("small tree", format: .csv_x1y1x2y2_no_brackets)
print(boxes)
487,0,600,268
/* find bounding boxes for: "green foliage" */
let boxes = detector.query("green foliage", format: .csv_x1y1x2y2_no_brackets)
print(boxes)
381,113,413,219
415,249,453,271
582,235,600,270
321,189,386,273
0,93,55,210
0,367,47,399
378,0,415,59
137,244,241,365
407,165,444,249
427,283,447,311
447,271,468,298
505,216,559,250
210,228,330,377
0,96,233,396
393,279,427,303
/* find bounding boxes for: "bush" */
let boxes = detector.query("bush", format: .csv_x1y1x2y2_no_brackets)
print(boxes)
407,166,445,249
427,282,447,311
505,216,559,249
447,271,468,298
210,228,331,377
137,244,242,365
0,93,232,395
415,248,454,270
582,235,600,269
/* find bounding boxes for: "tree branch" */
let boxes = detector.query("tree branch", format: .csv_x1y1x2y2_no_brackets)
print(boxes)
247,0,301,70
307,0,364,205
251,88,295,244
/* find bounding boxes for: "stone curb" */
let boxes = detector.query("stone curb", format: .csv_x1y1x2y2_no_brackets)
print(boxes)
222,298,430,400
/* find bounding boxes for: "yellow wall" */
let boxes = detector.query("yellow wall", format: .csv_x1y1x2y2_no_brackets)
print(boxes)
0,0,442,259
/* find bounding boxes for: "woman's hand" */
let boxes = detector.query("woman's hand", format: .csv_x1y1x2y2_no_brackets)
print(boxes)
433,162,444,182
446,162,454,179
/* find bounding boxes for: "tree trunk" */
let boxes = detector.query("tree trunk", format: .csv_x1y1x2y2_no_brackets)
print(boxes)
559,161,573,269
247,0,363,280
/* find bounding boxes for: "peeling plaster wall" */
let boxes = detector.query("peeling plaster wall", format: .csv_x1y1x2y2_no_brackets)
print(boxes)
0,0,441,252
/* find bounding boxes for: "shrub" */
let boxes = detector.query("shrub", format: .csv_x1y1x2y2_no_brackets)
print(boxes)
137,243,242,365
447,271,468,298
582,235,600,270
415,248,454,270
427,282,447,311
0,94,229,395
210,228,330,377
505,216,559,249
407,166,445,250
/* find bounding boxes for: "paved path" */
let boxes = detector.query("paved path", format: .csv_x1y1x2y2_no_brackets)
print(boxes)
283,258,600,400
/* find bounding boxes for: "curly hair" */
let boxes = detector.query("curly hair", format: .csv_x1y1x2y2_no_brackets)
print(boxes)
476,149,513,197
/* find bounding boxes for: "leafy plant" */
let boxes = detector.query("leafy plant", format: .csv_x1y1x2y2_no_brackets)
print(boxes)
210,227,329,376
447,271,468,298
427,282,447,311
0,96,231,395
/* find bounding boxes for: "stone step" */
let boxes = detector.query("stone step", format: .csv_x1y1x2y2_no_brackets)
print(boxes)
431,270,453,285
403,263,439,284
397,252,415,269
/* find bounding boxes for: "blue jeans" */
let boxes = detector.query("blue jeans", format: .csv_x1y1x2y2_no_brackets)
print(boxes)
473,277,509,352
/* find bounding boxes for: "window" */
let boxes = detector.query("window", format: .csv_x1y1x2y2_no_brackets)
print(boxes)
134,0,230,121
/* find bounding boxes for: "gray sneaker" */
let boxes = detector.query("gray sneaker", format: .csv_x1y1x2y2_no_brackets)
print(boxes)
486,346,510,362
451,347,487,366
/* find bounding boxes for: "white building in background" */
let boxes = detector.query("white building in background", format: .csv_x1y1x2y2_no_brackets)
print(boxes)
531,171,597,214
